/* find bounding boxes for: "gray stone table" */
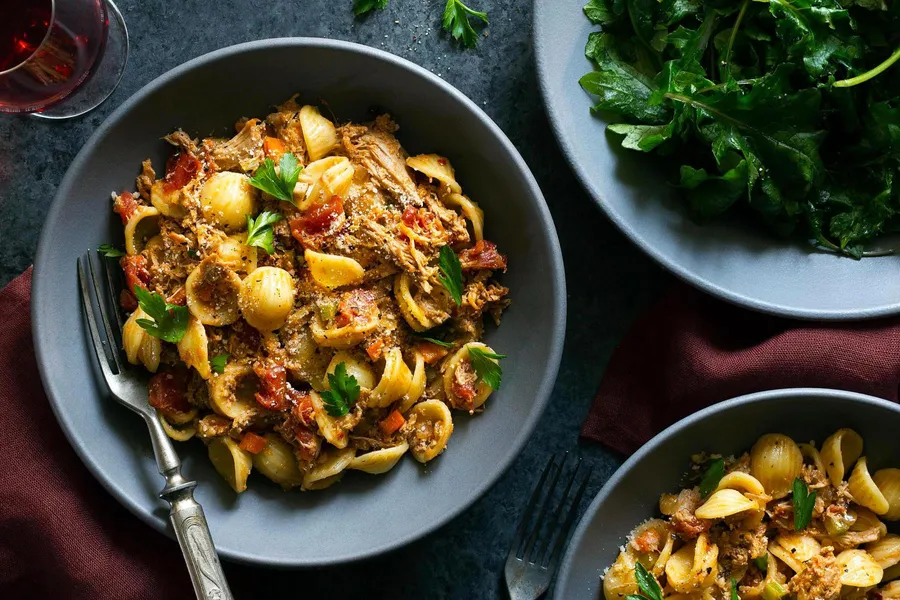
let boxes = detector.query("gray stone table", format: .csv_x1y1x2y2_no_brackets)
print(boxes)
0,0,671,597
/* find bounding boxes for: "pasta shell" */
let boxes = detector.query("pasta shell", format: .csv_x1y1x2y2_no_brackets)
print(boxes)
393,272,452,332
836,549,884,587
695,489,759,519
150,179,188,219
309,389,349,449
325,351,376,390
302,446,355,490
369,348,413,408
408,400,454,463
750,433,803,499
239,266,295,332
176,316,211,379
214,233,257,276
873,469,900,521
406,154,462,194
304,249,364,290
443,192,485,242
768,533,821,572
866,534,900,569
799,442,827,473
158,413,196,442
124,205,161,256
252,433,303,490
298,105,338,161
207,363,259,420
397,351,426,413
350,442,409,475
821,428,864,486
715,472,769,507
185,258,242,326
122,307,162,373
665,534,719,594
878,581,900,599
849,457,890,515
199,172,258,232
208,436,252,493
603,550,640,600
442,343,496,410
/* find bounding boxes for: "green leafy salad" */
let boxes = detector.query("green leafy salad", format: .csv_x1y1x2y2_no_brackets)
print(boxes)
580,0,900,257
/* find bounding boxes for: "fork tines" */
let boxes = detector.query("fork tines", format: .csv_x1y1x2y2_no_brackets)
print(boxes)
77,251,124,376
511,453,592,571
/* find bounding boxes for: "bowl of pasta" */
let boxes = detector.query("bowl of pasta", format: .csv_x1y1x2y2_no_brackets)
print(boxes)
31,38,565,566
556,388,900,600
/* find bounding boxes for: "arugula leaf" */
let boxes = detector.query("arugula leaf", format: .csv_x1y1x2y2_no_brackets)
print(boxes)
210,354,229,374
411,333,454,348
442,0,488,49
353,0,388,16
626,562,664,600
133,285,189,343
438,246,464,305
467,346,506,390
248,153,302,204
680,161,750,219
246,211,284,255
753,554,768,573
321,362,361,417
98,244,125,258
731,578,740,600
698,456,726,497
792,477,817,531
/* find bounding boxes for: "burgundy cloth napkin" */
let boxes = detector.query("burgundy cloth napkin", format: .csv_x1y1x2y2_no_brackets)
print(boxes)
583,283,900,455
0,268,195,599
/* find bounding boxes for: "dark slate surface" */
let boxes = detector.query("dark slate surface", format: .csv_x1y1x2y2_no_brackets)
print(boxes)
0,1,671,597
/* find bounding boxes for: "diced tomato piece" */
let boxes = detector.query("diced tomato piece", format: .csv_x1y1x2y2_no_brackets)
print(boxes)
631,528,662,553
149,368,193,419
291,425,321,463
290,195,344,246
417,341,450,365
458,240,507,272
113,191,140,225
288,388,316,427
166,287,186,306
365,338,385,361
120,289,138,311
333,289,377,329
120,254,151,294
162,152,201,193
263,136,286,161
238,432,268,454
379,410,406,436
253,361,288,411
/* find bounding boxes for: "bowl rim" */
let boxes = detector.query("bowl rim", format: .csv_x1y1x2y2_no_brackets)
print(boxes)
531,0,900,321
554,387,900,596
31,36,567,567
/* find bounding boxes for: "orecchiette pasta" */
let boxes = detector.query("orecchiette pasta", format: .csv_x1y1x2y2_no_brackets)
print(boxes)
108,97,509,494
604,429,900,600
873,469,900,521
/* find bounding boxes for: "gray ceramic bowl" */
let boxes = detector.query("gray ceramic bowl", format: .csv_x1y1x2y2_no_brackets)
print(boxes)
31,38,566,566
534,0,900,320
556,388,900,599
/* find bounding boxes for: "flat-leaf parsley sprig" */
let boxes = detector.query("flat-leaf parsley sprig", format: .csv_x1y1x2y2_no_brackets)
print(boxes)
442,0,488,49
133,285,190,343
627,562,663,600
792,477,817,531
246,211,284,255
468,346,506,390
210,353,230,375
699,457,726,498
438,245,464,305
353,0,388,16
321,362,361,417
98,244,125,258
248,152,302,204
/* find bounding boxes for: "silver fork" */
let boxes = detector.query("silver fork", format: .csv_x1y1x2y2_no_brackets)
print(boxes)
78,251,233,600
505,454,592,600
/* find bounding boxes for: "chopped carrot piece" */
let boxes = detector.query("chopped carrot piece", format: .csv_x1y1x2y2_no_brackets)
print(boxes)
239,432,268,454
263,137,286,161
379,410,406,436
366,338,385,361
418,342,450,365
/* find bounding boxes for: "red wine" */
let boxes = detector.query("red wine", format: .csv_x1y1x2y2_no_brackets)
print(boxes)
0,0,109,113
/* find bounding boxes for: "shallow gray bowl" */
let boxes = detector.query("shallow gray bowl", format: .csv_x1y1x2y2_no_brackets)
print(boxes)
556,388,900,599
534,0,900,320
31,38,566,567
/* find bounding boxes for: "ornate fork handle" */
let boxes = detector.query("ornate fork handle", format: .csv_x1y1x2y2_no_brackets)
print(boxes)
145,413,233,600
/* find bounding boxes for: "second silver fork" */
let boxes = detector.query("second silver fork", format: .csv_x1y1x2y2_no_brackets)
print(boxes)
78,251,233,600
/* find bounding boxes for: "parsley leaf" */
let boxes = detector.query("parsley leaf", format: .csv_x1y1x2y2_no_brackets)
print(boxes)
98,244,125,258
793,477,817,531
731,579,740,600
467,346,506,390
626,562,663,600
321,362,361,417
753,554,768,573
133,285,189,343
442,0,488,49
353,0,388,15
248,153,302,204
438,245,464,305
699,457,726,498
246,211,284,255
412,334,453,348
209,353,229,375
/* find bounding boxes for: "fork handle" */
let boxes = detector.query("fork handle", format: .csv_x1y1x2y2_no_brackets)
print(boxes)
165,485,234,600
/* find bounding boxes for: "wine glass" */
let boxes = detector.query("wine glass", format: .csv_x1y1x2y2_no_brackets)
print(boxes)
0,0,129,119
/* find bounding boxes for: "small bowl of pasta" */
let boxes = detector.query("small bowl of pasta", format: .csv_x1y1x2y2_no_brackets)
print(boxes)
555,388,900,600
31,38,565,566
